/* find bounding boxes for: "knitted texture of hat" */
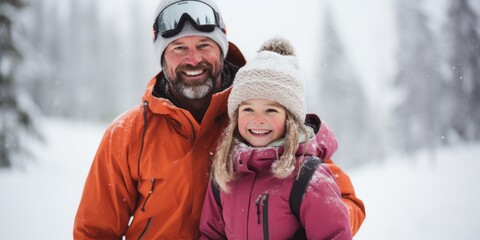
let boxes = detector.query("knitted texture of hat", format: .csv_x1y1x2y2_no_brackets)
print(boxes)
153,0,228,66
228,37,306,122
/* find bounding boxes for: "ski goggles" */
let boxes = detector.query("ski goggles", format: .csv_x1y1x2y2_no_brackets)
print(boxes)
153,0,225,41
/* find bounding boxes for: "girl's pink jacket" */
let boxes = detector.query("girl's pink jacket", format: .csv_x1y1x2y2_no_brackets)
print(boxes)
200,115,352,239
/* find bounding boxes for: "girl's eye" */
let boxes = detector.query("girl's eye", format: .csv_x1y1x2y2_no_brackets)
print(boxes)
266,108,279,113
240,107,253,112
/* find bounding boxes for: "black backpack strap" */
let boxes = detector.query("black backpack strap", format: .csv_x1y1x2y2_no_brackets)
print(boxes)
211,180,223,209
289,156,322,239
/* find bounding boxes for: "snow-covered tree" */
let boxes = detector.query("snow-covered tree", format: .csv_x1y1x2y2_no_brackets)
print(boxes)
444,0,480,142
0,0,40,168
393,0,448,152
314,6,381,168
21,0,152,122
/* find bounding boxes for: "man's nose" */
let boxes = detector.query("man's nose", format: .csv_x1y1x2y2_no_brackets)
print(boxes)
184,48,203,66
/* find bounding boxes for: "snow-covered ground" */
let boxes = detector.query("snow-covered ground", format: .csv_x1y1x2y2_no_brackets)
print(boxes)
351,143,480,240
1,118,479,239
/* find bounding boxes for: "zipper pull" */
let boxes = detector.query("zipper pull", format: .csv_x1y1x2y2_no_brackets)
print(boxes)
255,195,263,224
141,178,156,212
149,178,155,193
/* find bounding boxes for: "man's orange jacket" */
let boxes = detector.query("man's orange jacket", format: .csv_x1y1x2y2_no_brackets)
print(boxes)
73,43,365,239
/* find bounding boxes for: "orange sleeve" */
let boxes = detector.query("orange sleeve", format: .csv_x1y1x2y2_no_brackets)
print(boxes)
325,158,366,236
74,122,138,239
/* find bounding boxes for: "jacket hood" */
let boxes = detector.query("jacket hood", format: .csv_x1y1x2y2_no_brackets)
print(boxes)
231,114,338,173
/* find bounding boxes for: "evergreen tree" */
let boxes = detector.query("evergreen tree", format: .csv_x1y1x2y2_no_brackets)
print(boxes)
444,0,480,141
393,0,447,152
0,0,39,168
315,6,380,168
23,0,150,122
22,0,66,118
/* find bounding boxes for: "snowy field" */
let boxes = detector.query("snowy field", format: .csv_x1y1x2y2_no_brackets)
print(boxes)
1,118,479,239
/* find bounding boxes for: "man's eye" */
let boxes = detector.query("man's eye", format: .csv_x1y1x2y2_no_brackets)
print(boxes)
169,46,187,54
174,46,187,51
198,43,212,49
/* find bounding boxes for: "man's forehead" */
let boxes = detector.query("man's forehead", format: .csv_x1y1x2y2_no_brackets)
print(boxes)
169,36,215,45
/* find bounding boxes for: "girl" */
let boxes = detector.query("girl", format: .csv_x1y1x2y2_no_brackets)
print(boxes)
199,38,352,239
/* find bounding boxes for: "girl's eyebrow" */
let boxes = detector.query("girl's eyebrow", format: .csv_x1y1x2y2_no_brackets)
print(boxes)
270,103,282,107
239,102,253,106
265,102,283,108
240,101,283,108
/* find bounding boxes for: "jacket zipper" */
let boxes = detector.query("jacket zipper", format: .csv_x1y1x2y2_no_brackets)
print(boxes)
137,217,152,240
179,111,197,142
255,194,270,240
255,195,262,224
137,178,155,239
262,194,270,240
141,178,156,212
137,101,149,179
179,110,196,219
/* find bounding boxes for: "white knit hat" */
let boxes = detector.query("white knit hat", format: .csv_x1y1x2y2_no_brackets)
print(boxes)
153,0,228,66
228,37,306,122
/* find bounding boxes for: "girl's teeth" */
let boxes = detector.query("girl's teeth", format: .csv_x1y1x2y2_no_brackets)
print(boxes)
250,130,271,135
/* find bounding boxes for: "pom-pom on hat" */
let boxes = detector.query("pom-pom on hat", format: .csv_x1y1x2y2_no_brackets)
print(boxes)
228,37,306,122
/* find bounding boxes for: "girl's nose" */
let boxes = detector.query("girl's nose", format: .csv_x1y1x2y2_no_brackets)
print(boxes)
252,114,265,124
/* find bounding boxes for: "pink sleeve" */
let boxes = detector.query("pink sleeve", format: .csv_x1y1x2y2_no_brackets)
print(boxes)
300,164,352,239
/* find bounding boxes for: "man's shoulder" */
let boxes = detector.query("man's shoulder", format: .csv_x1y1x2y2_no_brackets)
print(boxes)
106,104,145,135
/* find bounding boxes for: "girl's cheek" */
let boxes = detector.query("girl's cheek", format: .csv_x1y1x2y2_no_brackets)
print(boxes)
269,117,287,133
237,116,248,130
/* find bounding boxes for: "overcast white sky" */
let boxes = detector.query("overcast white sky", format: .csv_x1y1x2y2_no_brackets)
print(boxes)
136,0,399,105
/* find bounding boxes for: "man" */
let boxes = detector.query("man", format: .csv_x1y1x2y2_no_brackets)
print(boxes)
73,0,365,239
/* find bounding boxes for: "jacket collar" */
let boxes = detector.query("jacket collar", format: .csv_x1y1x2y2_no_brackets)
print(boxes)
231,115,336,173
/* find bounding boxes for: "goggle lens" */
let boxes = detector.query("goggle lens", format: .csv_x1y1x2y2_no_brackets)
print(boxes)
154,1,222,39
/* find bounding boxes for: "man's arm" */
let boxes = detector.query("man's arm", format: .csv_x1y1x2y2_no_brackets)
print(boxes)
74,123,138,239
325,158,366,236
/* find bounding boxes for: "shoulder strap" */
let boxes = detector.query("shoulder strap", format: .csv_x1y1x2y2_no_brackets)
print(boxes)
289,156,322,239
289,156,322,221
211,180,223,209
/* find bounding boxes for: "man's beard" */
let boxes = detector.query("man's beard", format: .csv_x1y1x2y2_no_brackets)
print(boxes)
164,62,222,100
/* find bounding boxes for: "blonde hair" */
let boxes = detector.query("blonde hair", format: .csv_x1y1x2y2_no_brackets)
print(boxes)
212,110,308,192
